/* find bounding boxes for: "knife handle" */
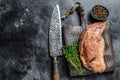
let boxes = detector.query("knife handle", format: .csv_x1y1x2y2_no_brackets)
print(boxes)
53,57,60,80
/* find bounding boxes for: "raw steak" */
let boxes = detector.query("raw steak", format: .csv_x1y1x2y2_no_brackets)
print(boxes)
79,22,106,73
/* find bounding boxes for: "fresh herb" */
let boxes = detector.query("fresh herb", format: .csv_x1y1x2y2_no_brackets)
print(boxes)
62,44,82,75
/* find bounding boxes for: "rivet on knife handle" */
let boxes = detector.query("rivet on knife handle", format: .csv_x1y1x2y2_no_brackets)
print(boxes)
53,57,60,80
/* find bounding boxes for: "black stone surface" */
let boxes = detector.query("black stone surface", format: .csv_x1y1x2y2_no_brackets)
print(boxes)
0,0,120,80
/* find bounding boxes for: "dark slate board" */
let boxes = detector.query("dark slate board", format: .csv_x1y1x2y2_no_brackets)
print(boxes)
63,21,115,76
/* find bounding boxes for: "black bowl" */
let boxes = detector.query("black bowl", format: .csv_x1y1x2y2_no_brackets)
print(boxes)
91,5,109,21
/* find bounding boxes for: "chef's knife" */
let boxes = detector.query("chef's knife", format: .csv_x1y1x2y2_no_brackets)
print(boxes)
49,4,62,80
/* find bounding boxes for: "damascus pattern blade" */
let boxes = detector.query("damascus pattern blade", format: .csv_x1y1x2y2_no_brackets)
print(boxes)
49,4,62,57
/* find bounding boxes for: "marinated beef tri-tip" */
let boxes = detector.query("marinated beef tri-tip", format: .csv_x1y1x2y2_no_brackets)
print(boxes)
79,22,106,73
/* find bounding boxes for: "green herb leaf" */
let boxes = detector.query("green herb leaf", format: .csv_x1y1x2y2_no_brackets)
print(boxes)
62,44,82,75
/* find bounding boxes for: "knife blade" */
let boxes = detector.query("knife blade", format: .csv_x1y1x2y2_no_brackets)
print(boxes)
49,4,62,80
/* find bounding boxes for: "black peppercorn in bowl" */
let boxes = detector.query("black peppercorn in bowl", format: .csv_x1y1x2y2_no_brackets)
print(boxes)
91,5,109,21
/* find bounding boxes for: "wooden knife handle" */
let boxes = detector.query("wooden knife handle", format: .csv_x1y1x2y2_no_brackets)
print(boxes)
53,57,60,80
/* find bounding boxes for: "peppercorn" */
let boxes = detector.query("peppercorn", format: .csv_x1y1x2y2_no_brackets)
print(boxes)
91,5,109,20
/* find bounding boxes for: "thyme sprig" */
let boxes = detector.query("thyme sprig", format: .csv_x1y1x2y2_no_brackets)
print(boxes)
62,44,82,75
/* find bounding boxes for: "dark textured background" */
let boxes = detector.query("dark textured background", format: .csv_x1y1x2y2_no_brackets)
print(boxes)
0,0,120,80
